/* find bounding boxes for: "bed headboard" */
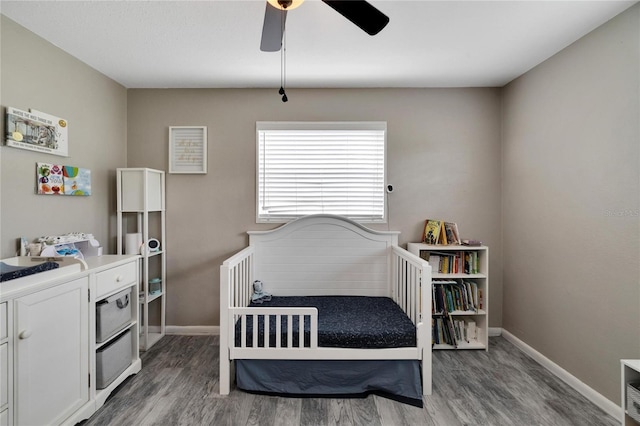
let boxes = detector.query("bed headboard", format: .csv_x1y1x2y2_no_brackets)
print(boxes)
248,214,399,297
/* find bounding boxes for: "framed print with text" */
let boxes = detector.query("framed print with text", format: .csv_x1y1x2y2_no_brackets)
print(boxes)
169,126,207,174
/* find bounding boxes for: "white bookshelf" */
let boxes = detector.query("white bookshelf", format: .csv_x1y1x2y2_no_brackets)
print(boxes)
407,243,489,351
621,360,640,425
116,168,166,351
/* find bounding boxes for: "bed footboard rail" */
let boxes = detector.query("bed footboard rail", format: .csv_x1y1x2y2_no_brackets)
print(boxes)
391,245,432,395
230,307,318,356
220,246,255,395
391,246,431,326
221,246,255,309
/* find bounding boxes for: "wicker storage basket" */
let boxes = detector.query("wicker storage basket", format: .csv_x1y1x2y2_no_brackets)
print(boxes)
627,382,640,423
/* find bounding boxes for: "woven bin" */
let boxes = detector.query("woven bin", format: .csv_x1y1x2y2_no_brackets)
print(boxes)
627,382,640,423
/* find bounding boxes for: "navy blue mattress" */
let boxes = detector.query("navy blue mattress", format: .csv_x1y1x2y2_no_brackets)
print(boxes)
0,261,59,283
234,296,416,349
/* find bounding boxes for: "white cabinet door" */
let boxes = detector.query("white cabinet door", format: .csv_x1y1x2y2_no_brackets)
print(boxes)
15,277,89,426
0,343,7,410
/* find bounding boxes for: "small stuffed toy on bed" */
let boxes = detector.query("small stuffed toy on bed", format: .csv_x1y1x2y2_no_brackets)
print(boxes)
251,280,272,304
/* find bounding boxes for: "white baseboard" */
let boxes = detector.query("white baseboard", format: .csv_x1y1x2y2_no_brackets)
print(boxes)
501,329,621,420
165,325,219,335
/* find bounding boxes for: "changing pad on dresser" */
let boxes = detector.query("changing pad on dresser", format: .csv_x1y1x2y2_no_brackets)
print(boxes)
0,261,60,282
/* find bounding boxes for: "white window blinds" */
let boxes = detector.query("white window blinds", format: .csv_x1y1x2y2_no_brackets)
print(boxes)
257,122,386,223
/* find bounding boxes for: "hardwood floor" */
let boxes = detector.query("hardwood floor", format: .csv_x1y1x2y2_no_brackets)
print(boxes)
83,336,617,426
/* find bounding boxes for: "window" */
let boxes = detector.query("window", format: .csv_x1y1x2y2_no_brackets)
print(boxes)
257,121,386,223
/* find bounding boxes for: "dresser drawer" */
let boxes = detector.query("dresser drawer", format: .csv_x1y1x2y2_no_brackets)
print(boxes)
0,303,6,341
96,262,137,298
0,343,7,409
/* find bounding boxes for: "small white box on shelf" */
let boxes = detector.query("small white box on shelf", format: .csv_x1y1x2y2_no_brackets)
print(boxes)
467,321,477,340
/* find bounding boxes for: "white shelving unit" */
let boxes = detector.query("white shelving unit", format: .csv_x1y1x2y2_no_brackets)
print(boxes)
88,256,141,410
621,360,640,425
117,168,166,351
407,243,489,351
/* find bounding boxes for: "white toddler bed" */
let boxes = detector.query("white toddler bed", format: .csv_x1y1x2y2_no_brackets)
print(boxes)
219,214,432,404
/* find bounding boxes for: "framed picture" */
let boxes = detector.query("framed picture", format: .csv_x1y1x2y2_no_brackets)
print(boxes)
5,107,69,157
169,126,207,174
36,162,91,196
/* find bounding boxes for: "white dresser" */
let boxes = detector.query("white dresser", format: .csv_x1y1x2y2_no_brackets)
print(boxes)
0,255,142,426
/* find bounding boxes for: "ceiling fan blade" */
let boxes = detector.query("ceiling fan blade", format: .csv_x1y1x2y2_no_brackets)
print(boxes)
260,2,287,52
321,1,389,35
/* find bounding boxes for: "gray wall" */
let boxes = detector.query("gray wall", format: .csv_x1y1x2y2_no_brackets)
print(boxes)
0,16,128,258
502,4,640,404
126,88,503,328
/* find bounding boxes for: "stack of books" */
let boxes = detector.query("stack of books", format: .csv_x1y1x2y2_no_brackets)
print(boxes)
418,251,479,274
421,219,460,245
421,219,483,247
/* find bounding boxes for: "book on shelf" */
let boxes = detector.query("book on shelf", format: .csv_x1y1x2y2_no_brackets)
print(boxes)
443,222,460,245
428,254,440,272
467,321,477,341
465,280,478,312
453,319,469,343
422,219,442,245
445,312,457,347
463,251,479,274
436,311,458,348
421,219,466,246
461,239,482,246
439,224,448,245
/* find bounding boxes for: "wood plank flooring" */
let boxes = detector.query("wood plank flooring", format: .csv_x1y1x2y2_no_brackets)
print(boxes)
82,336,617,426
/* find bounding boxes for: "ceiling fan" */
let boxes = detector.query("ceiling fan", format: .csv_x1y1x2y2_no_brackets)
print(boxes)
260,0,390,52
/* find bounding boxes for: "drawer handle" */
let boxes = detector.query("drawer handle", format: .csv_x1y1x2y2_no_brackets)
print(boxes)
116,275,123,282
19,330,32,340
117,294,130,309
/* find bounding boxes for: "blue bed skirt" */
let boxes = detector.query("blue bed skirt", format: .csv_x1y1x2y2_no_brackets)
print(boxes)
236,359,423,407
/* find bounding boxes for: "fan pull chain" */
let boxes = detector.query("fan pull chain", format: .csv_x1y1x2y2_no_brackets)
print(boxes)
283,27,288,102
279,7,288,102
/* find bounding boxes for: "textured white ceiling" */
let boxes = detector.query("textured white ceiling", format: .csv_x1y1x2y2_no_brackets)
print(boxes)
1,0,636,88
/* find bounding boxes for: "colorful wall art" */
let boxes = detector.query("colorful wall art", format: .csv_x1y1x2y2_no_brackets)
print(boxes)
6,107,69,157
37,163,91,196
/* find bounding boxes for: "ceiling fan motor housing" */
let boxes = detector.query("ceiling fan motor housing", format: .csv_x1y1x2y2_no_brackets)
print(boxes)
267,0,303,11
262,1,389,52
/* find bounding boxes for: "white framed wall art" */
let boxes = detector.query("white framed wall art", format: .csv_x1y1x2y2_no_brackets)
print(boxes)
168,126,207,174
